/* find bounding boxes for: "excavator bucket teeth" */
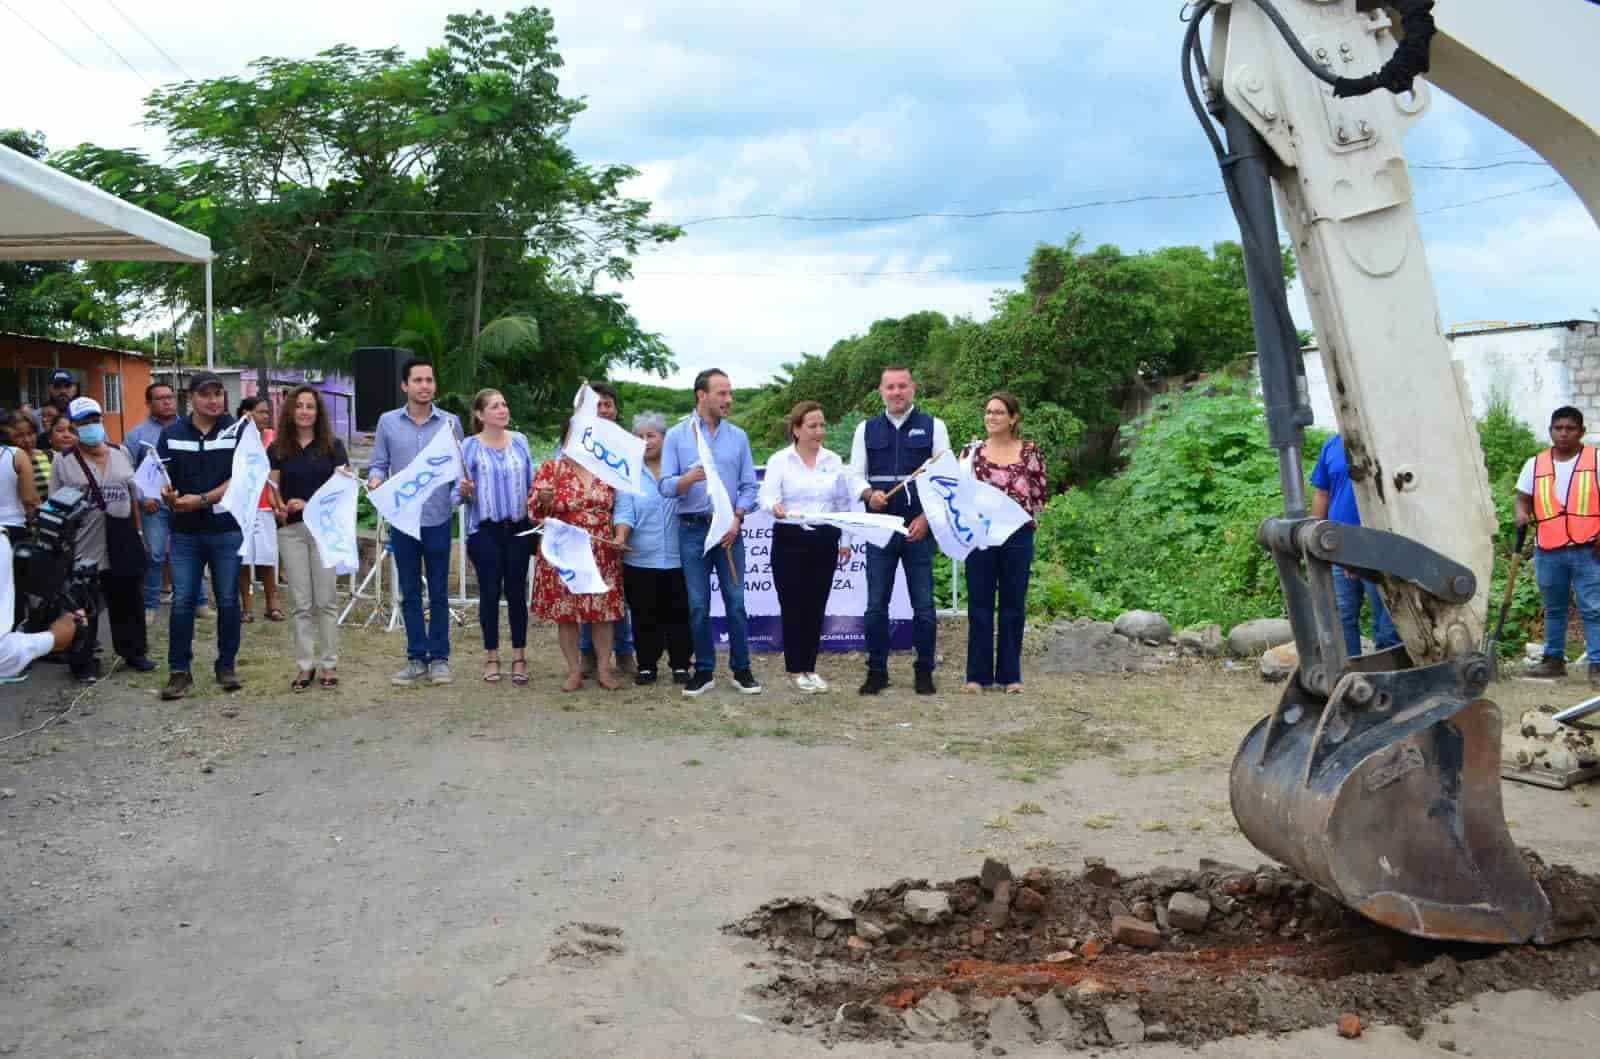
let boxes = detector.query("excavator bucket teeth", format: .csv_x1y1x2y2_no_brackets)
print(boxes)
1231,680,1550,945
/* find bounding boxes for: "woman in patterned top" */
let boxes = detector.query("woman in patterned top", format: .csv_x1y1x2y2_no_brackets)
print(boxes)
455,389,536,687
8,414,50,504
962,391,1048,694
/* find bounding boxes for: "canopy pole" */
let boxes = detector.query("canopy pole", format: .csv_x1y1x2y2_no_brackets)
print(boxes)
204,261,215,369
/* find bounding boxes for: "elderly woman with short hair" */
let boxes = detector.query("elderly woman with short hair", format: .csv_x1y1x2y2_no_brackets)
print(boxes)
611,411,692,685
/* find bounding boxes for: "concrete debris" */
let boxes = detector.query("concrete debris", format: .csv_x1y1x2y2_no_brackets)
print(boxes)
1031,991,1081,1044
812,893,855,921
1166,892,1212,933
985,996,1034,1046
1103,1001,1146,1045
904,890,950,925
1111,914,1162,949
917,988,963,1023
980,857,1013,893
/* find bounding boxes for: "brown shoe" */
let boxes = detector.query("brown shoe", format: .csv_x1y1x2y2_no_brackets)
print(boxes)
160,672,193,700
216,667,243,692
1527,656,1567,679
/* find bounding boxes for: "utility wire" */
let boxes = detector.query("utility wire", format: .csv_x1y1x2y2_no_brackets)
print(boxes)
1417,180,1564,216
0,0,90,71
99,0,193,80
54,0,149,84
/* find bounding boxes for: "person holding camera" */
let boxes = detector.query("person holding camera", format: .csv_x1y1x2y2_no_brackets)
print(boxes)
46,399,154,681
0,532,82,684
157,372,244,701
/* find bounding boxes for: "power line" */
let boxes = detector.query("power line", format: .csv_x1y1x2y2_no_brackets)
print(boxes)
99,0,193,80
54,0,149,84
1417,180,1564,216
672,191,1229,226
0,0,89,71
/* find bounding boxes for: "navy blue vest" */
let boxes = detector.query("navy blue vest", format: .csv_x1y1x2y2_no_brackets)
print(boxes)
864,409,935,520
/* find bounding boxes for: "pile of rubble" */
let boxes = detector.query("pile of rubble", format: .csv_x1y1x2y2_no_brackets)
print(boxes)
729,856,1600,1050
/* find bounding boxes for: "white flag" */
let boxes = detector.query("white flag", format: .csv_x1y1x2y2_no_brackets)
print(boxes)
369,426,461,541
970,479,1032,548
566,417,647,496
917,450,985,560
778,511,908,549
306,471,361,574
693,417,736,555
539,517,609,594
574,382,600,419
218,419,271,556
131,444,170,502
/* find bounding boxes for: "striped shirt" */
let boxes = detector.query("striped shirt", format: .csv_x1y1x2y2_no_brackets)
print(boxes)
28,450,50,500
455,432,533,536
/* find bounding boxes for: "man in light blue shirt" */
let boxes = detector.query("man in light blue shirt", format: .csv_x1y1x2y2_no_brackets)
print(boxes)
122,380,204,612
366,357,463,687
658,369,762,697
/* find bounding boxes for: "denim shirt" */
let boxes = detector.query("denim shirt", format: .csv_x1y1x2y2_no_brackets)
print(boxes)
613,465,680,569
124,415,176,470
368,405,463,530
657,412,760,515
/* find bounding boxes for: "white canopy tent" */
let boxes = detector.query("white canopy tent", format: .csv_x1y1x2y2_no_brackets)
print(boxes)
0,142,214,365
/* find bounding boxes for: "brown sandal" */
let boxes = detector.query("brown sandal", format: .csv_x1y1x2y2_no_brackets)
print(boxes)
266,608,285,622
291,670,314,692
319,670,339,688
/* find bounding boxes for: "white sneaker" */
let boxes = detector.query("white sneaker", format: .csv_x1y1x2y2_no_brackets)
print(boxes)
806,673,829,693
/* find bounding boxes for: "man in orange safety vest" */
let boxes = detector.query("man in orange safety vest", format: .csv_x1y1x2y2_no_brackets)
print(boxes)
1514,405,1600,684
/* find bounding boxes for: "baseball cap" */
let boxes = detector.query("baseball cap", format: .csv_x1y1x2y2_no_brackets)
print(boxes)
68,397,103,421
49,369,74,386
187,370,225,393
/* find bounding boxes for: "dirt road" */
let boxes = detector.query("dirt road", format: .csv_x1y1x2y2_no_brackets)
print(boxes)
1,619,1595,1057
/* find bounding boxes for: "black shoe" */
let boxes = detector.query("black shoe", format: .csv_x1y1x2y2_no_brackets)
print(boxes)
635,668,658,686
732,668,763,695
915,670,936,695
1590,663,1600,688
216,667,243,693
682,671,715,697
74,666,101,685
672,668,691,685
1527,656,1567,679
125,656,157,673
160,672,193,700
859,670,890,696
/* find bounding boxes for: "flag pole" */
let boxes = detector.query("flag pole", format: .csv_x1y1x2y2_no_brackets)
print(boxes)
881,450,945,503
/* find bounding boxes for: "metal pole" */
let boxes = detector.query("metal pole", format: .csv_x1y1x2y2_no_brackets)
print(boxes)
204,262,215,369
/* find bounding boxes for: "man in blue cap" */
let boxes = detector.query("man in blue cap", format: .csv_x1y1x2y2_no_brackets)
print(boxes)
1311,433,1400,657
45,369,77,416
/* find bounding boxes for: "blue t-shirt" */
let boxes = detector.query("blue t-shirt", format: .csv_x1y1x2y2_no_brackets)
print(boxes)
1310,434,1362,526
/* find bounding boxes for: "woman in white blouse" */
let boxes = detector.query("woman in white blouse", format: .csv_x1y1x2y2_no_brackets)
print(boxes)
758,401,855,692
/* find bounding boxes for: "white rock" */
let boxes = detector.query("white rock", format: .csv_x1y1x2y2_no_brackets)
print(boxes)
903,890,950,925
1114,610,1172,643
1103,1001,1146,1045
1228,618,1295,657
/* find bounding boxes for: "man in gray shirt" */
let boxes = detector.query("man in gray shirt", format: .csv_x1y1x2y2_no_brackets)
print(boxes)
123,380,191,614
366,357,463,687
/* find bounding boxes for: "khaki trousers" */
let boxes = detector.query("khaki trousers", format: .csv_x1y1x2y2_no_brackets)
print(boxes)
278,520,339,671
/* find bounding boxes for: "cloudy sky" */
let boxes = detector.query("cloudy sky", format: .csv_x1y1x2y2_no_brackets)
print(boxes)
3,1,1594,386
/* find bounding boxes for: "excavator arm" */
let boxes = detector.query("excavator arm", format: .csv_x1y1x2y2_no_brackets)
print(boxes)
1185,0,1600,944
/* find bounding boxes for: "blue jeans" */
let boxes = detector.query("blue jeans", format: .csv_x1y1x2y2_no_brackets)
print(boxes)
965,528,1034,686
579,608,634,657
1335,566,1399,658
677,517,749,674
1534,545,1600,663
168,530,242,674
391,520,453,662
143,506,206,608
865,532,936,673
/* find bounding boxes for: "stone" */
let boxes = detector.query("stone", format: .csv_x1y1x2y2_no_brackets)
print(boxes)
1145,1022,1172,1042
1228,618,1295,657
1102,1002,1146,1045
812,893,855,921
1080,937,1104,959
902,1009,943,1038
1108,899,1131,918
1044,949,1076,963
1114,610,1172,643
1031,992,1081,1045
1038,619,1162,675
0,789,14,799
1012,887,1046,921
1083,861,1121,888
1074,977,1111,999
1166,892,1211,933
813,918,838,940
1336,1013,1362,1039
1112,915,1162,948
1260,641,1299,682
980,857,1013,893
917,988,963,1024
1177,623,1224,657
986,880,1012,928
1132,900,1156,922
1021,867,1052,892
904,890,951,925
846,935,869,950
884,923,909,944
986,996,1034,1046
855,919,885,943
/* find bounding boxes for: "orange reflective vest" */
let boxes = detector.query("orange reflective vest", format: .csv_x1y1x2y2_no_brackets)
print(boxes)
1532,445,1600,550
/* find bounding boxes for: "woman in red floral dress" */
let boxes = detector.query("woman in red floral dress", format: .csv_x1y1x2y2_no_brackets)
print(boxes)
530,451,627,691
960,391,1049,694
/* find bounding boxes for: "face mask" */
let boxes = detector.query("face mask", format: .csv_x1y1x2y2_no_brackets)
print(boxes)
76,423,106,446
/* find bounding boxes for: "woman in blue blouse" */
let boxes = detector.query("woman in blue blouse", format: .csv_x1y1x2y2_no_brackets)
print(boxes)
455,389,535,686
612,411,692,686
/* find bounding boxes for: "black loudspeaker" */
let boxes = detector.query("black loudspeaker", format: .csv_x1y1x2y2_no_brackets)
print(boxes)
352,346,413,432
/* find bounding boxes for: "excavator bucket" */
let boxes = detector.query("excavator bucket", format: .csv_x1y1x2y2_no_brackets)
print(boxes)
1231,662,1552,945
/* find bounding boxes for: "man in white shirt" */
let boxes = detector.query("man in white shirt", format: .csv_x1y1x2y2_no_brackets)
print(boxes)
0,533,82,682
1514,405,1600,683
847,365,950,696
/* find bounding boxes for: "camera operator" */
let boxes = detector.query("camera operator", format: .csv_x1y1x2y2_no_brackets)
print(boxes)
47,399,154,682
0,532,80,683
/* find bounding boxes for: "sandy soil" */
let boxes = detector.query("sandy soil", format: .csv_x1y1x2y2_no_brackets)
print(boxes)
0,613,1596,1057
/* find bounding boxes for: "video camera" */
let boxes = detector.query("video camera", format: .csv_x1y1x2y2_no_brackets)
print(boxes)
13,487,99,653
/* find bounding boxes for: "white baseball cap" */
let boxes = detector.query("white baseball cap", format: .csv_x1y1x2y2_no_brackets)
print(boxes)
68,396,103,422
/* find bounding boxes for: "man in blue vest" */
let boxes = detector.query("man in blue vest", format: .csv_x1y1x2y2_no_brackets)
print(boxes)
849,365,950,695
1310,432,1400,659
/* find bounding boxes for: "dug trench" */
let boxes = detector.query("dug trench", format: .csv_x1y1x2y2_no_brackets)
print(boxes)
727,854,1600,1051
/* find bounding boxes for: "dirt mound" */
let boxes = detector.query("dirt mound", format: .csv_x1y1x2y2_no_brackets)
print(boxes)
727,856,1600,1050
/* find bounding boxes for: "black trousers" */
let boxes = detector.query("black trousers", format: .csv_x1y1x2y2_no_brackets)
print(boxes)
71,569,147,675
771,523,841,673
622,565,692,673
